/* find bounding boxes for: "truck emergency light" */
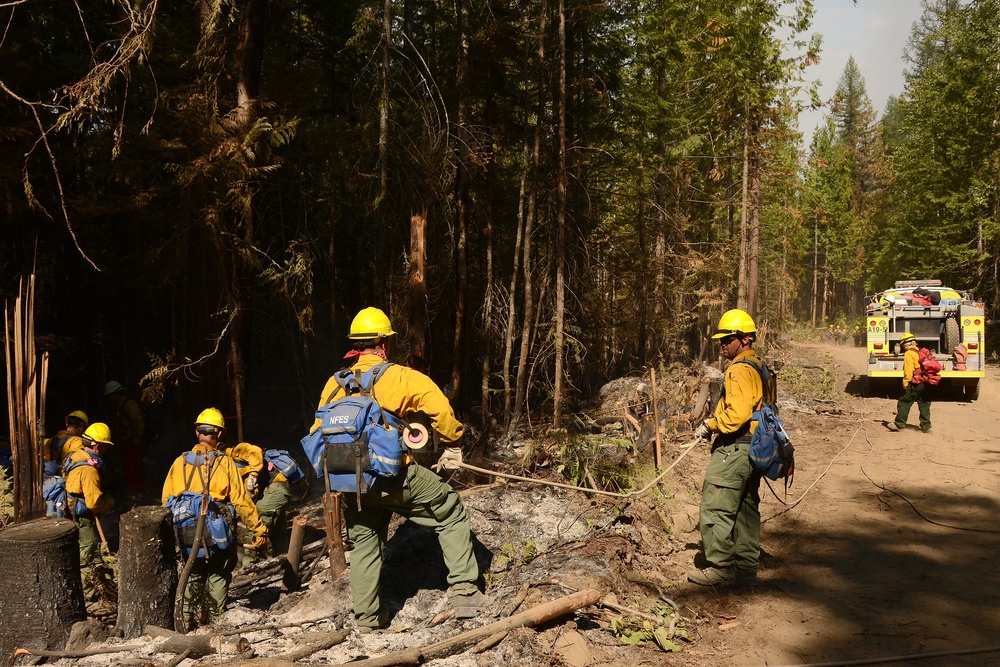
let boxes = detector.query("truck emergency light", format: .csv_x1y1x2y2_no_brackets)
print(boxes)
893,279,943,288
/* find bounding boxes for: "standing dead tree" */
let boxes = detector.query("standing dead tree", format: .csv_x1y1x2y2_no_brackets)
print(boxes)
4,274,47,522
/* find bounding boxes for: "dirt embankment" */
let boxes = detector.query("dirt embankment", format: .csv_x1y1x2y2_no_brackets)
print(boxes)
20,339,1000,667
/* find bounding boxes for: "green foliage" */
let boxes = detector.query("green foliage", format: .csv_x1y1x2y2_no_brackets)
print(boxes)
872,0,1000,308
777,359,841,404
0,466,12,527
553,433,638,494
609,602,692,652
484,539,538,587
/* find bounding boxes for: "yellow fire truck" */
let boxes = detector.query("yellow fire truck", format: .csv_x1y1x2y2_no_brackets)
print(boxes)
866,280,985,400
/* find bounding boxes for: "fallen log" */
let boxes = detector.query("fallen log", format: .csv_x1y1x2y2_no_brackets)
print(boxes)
145,625,253,656
12,644,144,660
186,628,352,667
336,588,602,667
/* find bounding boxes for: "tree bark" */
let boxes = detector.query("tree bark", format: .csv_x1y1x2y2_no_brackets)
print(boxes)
379,0,391,203
408,211,428,373
502,139,528,416
228,0,267,443
0,518,86,660
737,119,750,312
811,218,819,328
746,136,761,318
450,0,471,403
512,0,545,426
118,506,178,639
552,0,567,428
5,275,46,522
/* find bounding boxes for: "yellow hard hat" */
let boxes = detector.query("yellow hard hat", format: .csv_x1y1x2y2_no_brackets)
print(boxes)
712,309,757,339
83,422,113,446
899,332,916,345
348,307,397,340
195,408,226,430
66,410,89,426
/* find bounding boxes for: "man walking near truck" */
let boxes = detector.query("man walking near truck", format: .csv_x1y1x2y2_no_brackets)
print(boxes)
886,332,932,434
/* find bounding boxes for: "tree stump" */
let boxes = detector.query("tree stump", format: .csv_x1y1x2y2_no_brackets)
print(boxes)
117,506,178,639
0,518,86,660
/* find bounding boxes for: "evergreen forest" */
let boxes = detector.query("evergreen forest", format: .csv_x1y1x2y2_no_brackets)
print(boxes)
1,0,998,445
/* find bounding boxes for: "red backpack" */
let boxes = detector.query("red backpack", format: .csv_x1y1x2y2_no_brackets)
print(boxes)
913,348,943,385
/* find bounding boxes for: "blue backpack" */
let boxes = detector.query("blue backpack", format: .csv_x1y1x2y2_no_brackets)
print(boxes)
43,455,96,519
165,451,236,558
264,449,305,485
733,359,795,482
301,363,405,505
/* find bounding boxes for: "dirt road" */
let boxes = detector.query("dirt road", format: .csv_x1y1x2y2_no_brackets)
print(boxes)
682,340,1000,666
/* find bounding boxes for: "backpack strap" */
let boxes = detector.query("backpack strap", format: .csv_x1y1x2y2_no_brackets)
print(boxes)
181,450,221,494
323,368,363,405
729,358,776,406
358,362,393,398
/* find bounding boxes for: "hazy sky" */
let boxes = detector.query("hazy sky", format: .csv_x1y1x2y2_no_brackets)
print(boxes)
797,0,927,146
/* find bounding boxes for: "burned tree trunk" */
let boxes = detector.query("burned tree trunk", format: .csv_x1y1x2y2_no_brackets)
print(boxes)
117,506,178,639
0,518,85,659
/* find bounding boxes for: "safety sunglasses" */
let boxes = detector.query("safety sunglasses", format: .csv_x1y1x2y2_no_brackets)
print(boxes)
196,425,221,436
719,335,740,345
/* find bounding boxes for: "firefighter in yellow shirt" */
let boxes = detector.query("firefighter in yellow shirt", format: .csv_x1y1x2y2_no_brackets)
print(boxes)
223,441,297,565
161,408,268,628
887,332,931,433
43,410,89,469
690,309,769,587
64,422,115,600
105,380,147,495
310,307,483,633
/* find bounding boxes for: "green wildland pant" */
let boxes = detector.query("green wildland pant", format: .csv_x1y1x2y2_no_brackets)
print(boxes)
183,542,237,627
895,382,931,431
345,462,479,628
699,440,761,576
243,481,292,567
77,516,101,600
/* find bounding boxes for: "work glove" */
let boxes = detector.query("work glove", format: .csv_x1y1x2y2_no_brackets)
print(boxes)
246,532,269,551
245,472,259,496
433,446,463,473
693,422,712,441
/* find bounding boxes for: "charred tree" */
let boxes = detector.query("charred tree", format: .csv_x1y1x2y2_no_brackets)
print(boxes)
409,211,428,373
450,0,471,403
117,506,178,639
0,518,85,660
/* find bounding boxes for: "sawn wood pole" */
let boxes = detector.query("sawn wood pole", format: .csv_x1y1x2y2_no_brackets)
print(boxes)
334,588,602,667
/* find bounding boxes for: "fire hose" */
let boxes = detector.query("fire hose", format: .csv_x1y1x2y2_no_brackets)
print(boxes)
450,439,701,500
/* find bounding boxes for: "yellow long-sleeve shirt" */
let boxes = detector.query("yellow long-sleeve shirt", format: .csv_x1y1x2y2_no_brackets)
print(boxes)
64,449,113,514
161,444,266,539
115,397,145,442
43,430,84,463
226,442,289,485
312,354,464,444
706,350,765,437
902,347,919,388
